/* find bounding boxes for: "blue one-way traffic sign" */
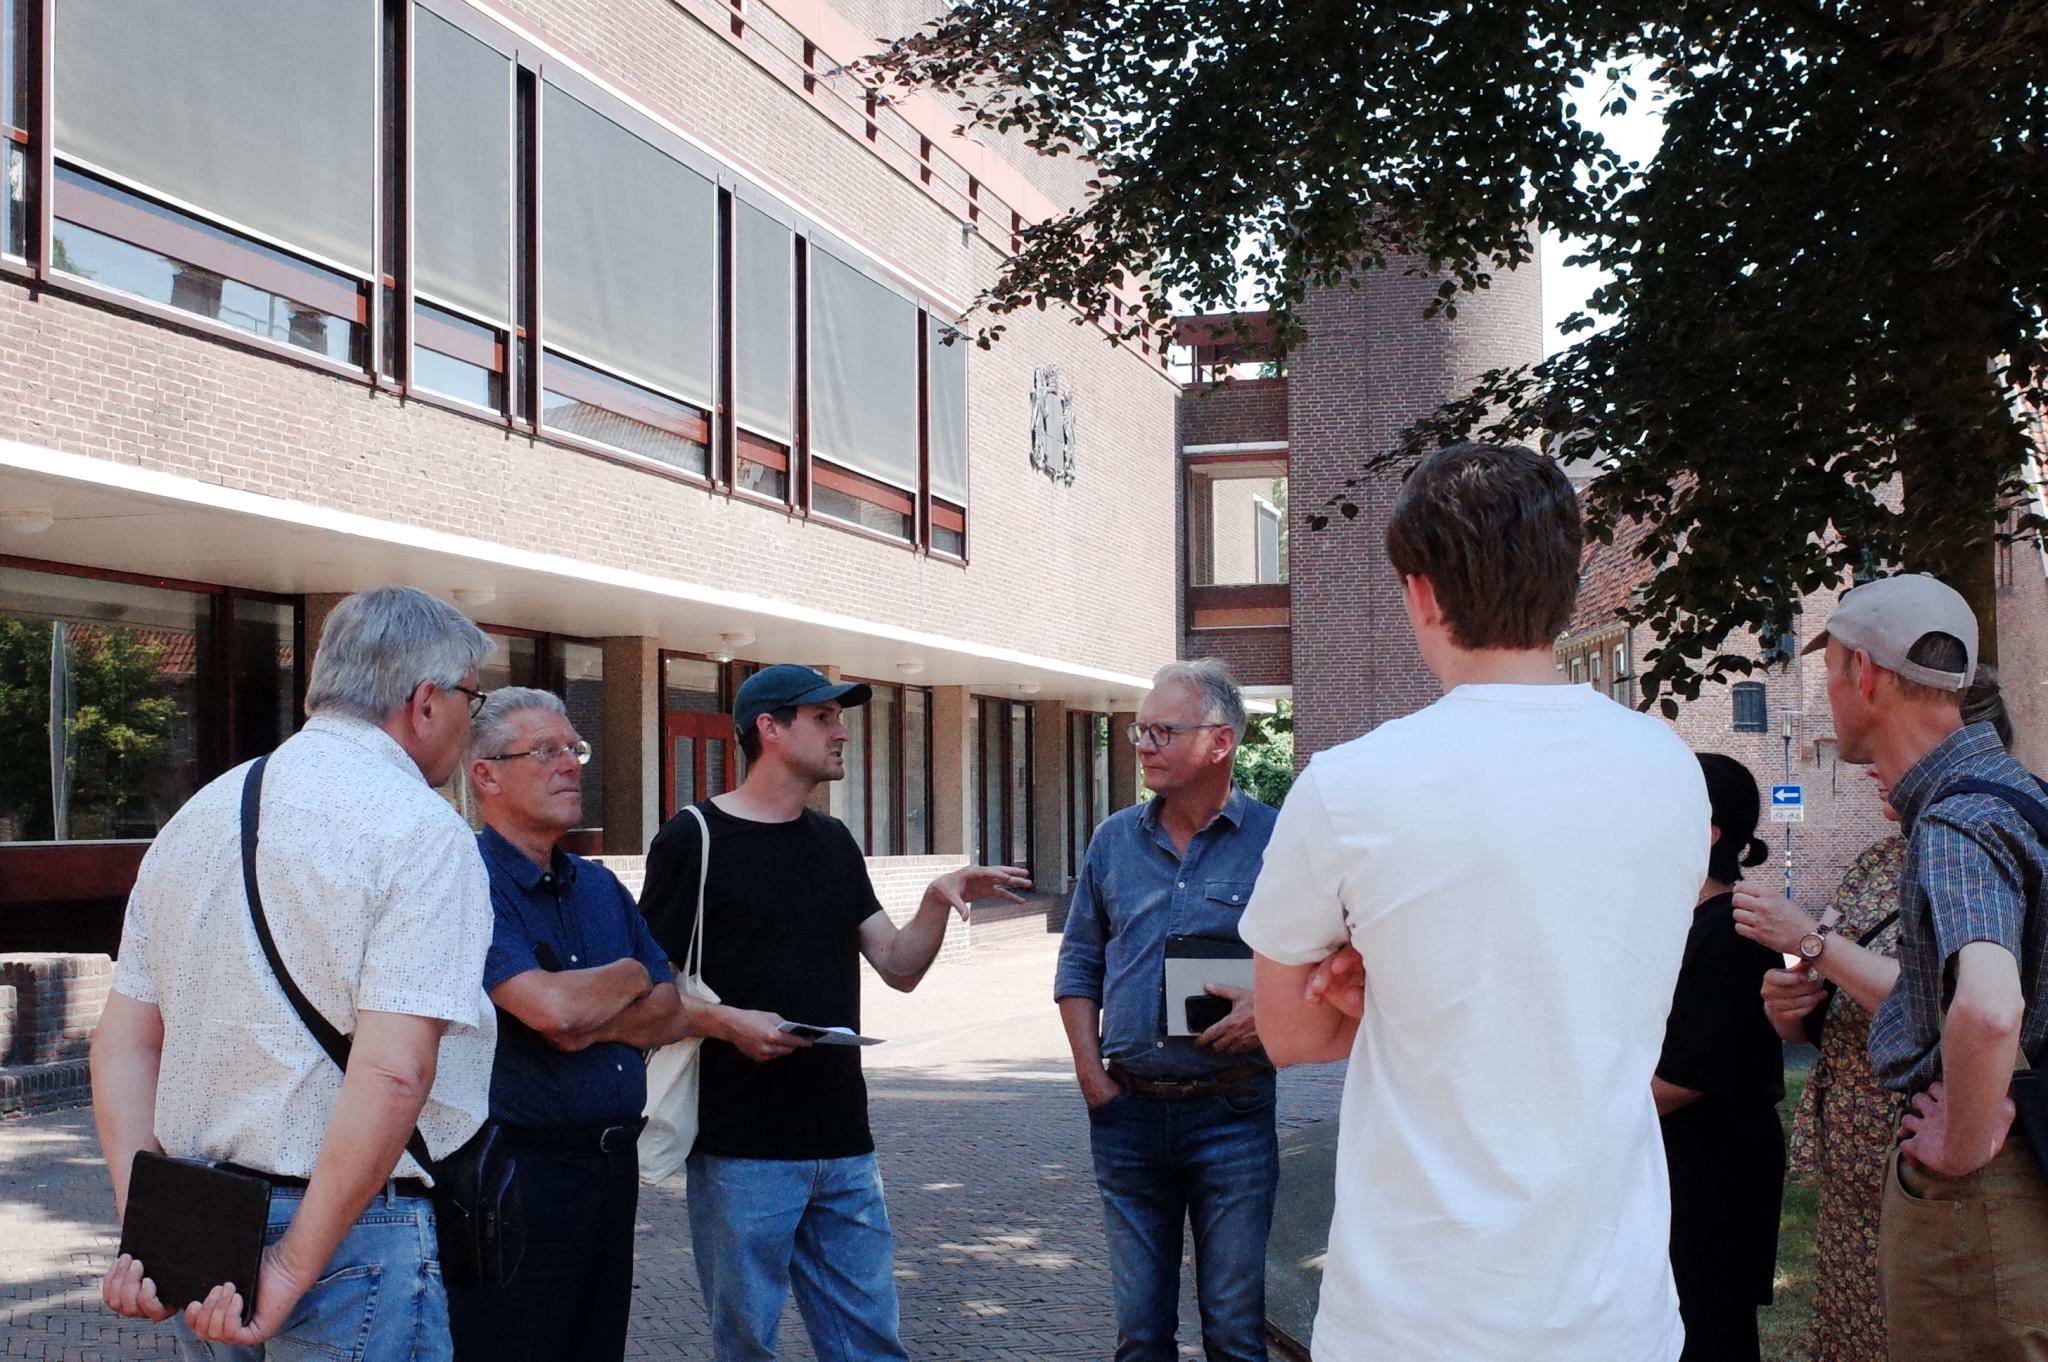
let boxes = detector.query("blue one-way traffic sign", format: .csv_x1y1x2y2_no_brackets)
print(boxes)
1770,784,1804,823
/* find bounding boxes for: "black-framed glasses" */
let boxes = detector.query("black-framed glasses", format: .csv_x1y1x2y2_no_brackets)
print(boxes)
445,683,490,719
481,739,592,767
1125,722,1229,749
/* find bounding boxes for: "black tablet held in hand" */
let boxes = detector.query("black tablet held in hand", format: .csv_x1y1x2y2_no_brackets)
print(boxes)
118,1151,270,1324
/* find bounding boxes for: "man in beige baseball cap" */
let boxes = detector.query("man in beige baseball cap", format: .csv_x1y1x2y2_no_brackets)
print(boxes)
1808,572,2048,1360
1799,570,1978,691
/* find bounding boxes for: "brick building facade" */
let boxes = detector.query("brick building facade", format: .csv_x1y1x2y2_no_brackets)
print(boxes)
0,0,1170,959
1176,252,1545,757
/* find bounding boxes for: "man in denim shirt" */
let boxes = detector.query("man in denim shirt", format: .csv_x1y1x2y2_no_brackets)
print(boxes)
1055,659,1279,1362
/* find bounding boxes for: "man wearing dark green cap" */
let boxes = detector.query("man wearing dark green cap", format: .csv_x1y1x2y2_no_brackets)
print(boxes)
640,663,1026,1361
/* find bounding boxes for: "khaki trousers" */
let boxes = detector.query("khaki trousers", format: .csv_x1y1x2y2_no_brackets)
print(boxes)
1881,1141,2048,1361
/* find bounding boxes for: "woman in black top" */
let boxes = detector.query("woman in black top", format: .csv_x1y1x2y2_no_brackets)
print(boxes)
1654,752,1785,1362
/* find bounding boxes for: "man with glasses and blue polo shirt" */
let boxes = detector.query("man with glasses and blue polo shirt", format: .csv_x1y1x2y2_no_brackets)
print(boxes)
1054,658,1280,1362
446,688,688,1362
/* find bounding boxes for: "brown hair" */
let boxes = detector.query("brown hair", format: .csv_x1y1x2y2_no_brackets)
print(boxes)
1384,442,1583,650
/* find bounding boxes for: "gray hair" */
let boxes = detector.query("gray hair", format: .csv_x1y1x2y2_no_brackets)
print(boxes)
1150,658,1248,741
469,687,566,760
304,587,494,723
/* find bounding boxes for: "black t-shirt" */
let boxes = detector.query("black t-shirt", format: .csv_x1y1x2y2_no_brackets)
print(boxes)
1657,892,1786,1107
1656,890,1787,1307
641,800,885,1160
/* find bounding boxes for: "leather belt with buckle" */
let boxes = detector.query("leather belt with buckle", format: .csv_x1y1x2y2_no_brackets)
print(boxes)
1107,1062,1265,1102
502,1117,647,1154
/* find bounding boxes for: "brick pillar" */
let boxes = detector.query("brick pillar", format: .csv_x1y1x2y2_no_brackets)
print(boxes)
302,593,347,676
930,686,972,856
1108,710,1140,810
1287,245,1543,761
1033,700,1069,886
601,636,660,853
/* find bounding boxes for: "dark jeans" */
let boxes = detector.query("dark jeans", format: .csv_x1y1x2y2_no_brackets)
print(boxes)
1087,1074,1278,1362
447,1143,639,1362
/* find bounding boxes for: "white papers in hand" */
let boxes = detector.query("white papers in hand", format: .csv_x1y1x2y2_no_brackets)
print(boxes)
776,1021,883,1046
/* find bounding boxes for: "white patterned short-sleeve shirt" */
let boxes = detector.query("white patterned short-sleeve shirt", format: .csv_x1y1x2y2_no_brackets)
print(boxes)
113,715,496,1180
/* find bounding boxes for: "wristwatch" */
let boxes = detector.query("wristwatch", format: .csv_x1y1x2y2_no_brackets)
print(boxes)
1798,921,1834,963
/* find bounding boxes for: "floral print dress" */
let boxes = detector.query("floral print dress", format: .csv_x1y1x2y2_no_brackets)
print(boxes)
1790,834,1907,1362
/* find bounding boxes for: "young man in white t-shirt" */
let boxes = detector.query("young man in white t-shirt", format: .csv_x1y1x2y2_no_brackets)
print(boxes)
1239,442,1710,1362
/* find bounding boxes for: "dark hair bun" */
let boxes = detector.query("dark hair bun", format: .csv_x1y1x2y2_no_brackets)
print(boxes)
1741,836,1769,868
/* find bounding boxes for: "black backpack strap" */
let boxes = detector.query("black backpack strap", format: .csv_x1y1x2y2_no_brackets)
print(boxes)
240,757,437,1177
1935,777,2048,846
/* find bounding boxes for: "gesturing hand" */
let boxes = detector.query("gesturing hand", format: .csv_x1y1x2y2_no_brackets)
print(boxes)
927,865,1031,921
1194,984,1259,1054
1305,944,1366,1020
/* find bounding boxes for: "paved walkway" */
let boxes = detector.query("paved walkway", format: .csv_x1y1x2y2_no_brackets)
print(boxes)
1,935,1345,1360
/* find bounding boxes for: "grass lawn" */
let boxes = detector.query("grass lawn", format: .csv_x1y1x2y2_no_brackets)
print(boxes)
1759,1068,1819,1361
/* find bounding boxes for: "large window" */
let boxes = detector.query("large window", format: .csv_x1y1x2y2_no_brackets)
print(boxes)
1188,457,1289,586
927,317,969,558
837,680,932,856
3,0,27,261
411,4,514,409
540,80,715,476
0,561,300,844
49,0,374,363
19,1,976,550
975,697,1033,875
733,197,794,502
809,245,917,541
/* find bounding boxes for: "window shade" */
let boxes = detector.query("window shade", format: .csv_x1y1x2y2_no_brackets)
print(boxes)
927,316,969,504
414,8,512,325
809,246,917,491
542,83,714,407
54,0,375,274
733,200,793,444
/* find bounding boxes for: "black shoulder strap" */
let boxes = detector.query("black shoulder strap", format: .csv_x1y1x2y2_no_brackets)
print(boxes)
240,757,437,1177
1935,777,2048,847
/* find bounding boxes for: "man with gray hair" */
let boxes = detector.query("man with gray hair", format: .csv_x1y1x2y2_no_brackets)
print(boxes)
92,586,498,1359
447,688,685,1362
1053,657,1281,1361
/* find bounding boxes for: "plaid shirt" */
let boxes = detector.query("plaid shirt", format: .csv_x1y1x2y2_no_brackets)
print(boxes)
1868,722,2048,1094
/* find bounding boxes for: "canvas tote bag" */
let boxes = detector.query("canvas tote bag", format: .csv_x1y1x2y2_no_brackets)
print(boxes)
639,804,719,1184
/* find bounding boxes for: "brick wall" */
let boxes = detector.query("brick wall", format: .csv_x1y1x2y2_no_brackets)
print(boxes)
0,0,1182,688
1286,254,1545,760
1997,524,2048,775
1181,379,1289,448
1182,627,1290,688
0,954,113,1066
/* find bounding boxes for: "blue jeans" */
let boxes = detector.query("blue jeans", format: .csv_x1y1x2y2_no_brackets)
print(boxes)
174,1184,450,1362
685,1151,909,1362
1087,1077,1278,1362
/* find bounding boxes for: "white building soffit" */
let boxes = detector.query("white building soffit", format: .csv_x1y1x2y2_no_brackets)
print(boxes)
0,442,1160,708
